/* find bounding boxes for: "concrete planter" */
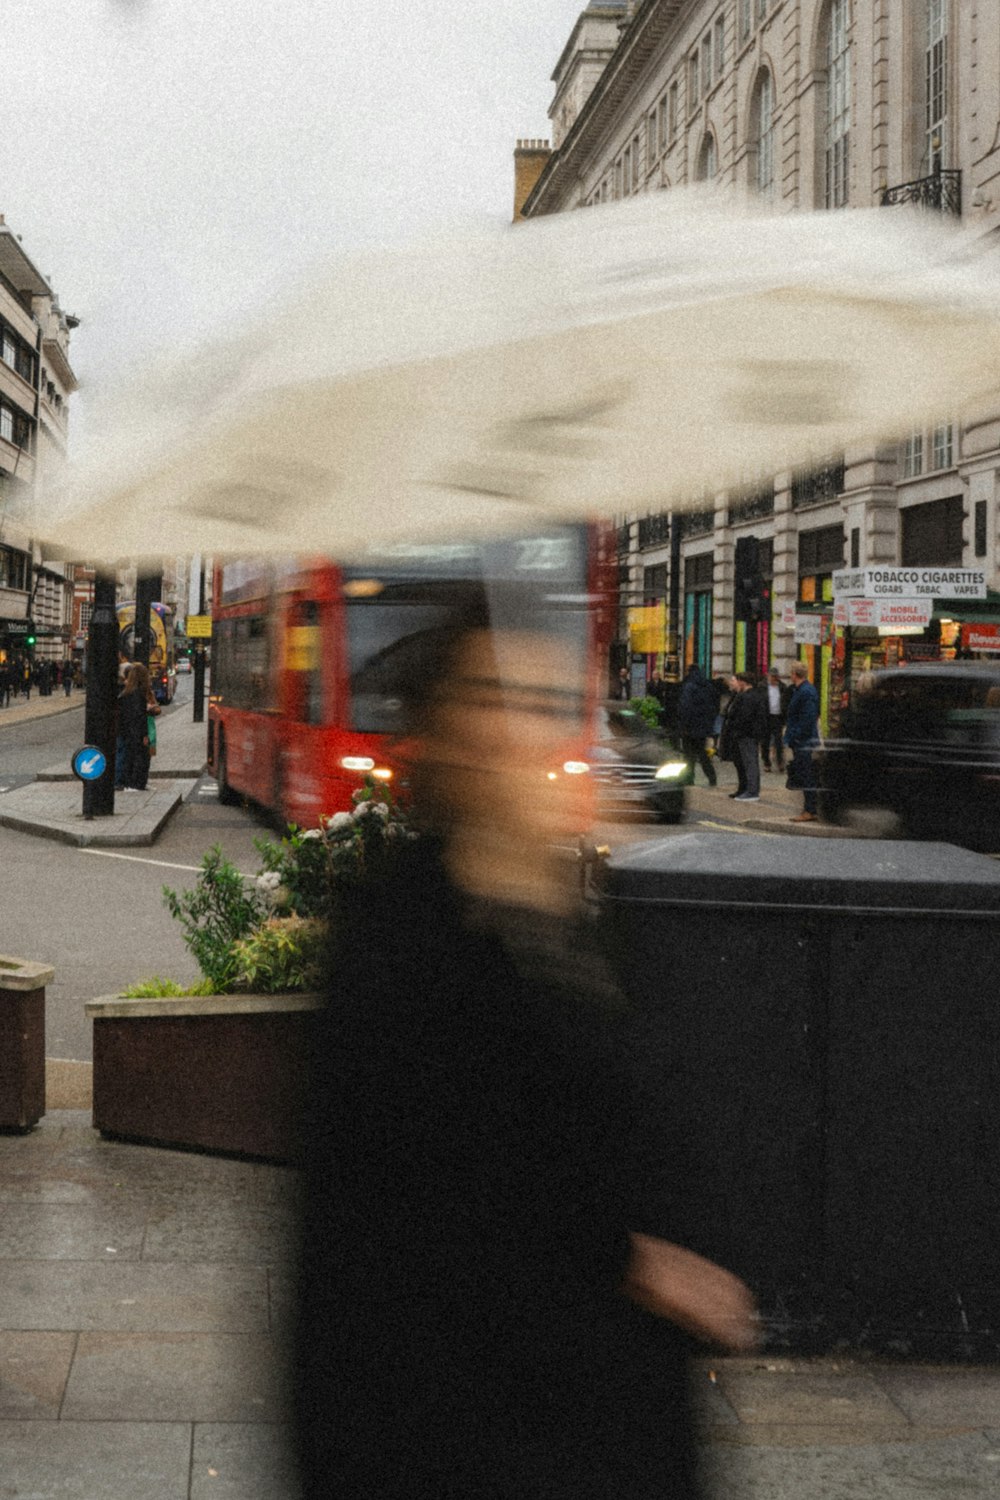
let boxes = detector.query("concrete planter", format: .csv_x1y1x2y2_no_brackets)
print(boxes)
85,993,323,1163
0,955,53,1132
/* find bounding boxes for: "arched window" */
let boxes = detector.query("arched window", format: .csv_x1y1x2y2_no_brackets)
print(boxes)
696,132,717,182
753,70,775,197
822,0,850,208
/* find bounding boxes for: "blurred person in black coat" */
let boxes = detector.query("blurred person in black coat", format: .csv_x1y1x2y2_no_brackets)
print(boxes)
295,592,756,1500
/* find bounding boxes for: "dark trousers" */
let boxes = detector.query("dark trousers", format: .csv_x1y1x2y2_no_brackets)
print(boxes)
121,739,150,791
761,717,784,769
737,737,761,798
681,735,716,786
790,747,818,814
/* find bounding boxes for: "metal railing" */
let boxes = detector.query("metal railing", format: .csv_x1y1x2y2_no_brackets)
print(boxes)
637,511,670,549
727,487,775,526
881,168,961,217
791,460,845,509
677,507,715,539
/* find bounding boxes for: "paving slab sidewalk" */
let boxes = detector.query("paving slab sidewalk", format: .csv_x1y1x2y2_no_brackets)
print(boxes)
2,1113,999,1500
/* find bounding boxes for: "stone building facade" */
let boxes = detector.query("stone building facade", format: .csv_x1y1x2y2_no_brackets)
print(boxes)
0,217,78,671
520,0,1000,724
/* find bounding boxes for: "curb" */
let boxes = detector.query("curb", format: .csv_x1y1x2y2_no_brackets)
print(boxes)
36,766,207,783
0,788,185,848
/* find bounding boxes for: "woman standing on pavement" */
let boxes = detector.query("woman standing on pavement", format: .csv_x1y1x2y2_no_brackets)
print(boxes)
116,663,160,790
295,590,757,1500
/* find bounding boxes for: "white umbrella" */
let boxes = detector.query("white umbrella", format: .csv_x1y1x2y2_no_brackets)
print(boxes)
39,189,1000,560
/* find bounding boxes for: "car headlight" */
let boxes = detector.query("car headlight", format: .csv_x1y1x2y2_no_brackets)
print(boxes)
654,761,689,780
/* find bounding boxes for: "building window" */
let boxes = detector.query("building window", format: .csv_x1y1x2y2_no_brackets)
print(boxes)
799,525,845,577
925,0,948,173
714,14,726,77
2,334,16,369
614,156,624,198
0,407,12,445
689,53,700,108
931,421,953,471
622,143,632,194
632,133,641,191
824,0,851,208
756,0,768,20
902,430,924,478
696,133,718,182
755,70,775,197
648,109,659,162
668,81,678,139
701,32,713,95
975,500,988,558
850,527,860,568
740,0,752,41
901,495,963,566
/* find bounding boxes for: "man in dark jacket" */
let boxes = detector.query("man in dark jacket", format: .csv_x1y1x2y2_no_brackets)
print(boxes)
726,673,768,802
677,665,719,787
784,661,821,822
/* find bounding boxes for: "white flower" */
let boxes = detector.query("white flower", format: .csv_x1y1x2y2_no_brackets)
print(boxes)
299,828,322,841
327,812,354,834
371,802,390,820
353,801,373,819
256,871,282,892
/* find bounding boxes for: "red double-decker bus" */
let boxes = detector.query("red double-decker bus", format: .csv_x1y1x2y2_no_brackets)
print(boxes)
207,525,611,830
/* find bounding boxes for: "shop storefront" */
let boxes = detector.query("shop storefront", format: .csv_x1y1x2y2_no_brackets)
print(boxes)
683,551,713,677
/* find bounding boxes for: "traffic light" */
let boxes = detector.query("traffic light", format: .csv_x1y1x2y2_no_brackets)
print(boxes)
734,536,765,622
25,633,35,648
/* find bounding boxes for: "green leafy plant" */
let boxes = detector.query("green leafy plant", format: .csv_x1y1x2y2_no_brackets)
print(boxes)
155,783,413,995
629,695,664,731
163,846,266,992
120,976,217,999
229,916,327,994
253,779,412,924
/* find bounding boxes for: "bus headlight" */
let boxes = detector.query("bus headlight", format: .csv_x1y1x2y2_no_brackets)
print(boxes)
654,761,689,780
562,761,590,775
371,768,393,781
341,756,375,772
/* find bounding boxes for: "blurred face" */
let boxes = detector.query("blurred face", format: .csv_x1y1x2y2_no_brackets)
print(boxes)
426,628,589,848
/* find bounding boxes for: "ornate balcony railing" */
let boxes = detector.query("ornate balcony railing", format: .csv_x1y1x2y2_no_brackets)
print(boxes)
677,507,715,539
727,486,775,526
791,460,845,509
637,511,670,549
881,168,961,217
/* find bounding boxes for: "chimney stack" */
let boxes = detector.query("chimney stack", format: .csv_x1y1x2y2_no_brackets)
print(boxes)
513,139,552,222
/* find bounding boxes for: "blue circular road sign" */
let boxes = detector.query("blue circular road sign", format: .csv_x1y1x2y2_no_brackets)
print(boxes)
72,746,108,782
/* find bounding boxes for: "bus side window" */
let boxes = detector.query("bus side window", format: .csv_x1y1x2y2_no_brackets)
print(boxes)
288,601,323,725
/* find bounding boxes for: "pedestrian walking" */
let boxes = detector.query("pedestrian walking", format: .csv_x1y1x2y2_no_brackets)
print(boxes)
784,661,821,823
296,592,757,1500
63,659,74,696
616,664,631,701
21,661,32,700
677,663,719,786
0,661,9,708
761,667,789,772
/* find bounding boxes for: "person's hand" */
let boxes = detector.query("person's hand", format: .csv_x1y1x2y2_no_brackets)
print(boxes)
623,1232,758,1351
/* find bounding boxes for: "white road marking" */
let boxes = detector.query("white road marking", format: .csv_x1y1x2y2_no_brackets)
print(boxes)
78,849,255,876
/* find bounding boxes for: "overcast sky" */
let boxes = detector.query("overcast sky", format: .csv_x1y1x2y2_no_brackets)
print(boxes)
1,0,579,409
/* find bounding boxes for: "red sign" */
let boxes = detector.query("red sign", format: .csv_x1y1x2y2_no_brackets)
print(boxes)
961,624,1000,654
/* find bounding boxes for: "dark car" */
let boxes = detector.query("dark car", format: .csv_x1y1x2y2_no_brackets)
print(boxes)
817,663,1000,851
587,706,688,822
